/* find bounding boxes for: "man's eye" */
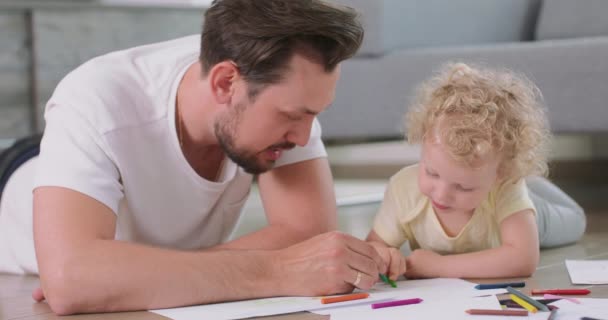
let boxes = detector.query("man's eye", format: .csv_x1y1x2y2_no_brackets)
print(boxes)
286,114,302,121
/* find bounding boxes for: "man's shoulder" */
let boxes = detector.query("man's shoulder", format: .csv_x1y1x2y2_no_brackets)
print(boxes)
59,34,200,95
47,35,201,134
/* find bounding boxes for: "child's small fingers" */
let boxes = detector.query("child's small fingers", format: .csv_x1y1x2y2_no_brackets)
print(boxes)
388,249,403,279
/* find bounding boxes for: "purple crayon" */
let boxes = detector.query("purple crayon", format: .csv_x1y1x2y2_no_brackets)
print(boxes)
371,298,423,309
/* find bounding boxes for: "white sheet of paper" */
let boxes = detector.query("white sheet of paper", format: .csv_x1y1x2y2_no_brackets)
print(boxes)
150,278,511,320
565,259,608,284
150,292,389,320
548,298,608,319
313,278,506,315
328,295,505,320
326,295,608,320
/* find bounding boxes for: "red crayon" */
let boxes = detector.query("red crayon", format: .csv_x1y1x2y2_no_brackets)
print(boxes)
531,289,591,295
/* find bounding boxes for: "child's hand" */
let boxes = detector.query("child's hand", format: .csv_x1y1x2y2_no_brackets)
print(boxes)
368,241,406,281
405,249,442,279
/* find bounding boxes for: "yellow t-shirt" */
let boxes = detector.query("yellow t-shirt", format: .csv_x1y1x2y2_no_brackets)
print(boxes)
373,164,535,254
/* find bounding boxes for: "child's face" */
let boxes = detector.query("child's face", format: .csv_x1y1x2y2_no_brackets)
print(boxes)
418,138,500,215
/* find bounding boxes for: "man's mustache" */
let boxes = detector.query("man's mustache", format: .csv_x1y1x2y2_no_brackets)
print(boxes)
269,142,296,150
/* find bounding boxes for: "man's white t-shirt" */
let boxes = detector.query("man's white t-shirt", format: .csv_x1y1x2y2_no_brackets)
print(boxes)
0,35,327,274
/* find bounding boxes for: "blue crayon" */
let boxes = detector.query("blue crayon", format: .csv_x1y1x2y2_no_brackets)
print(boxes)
475,281,525,290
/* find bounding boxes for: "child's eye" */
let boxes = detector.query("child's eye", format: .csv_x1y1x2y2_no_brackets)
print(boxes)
457,185,474,192
425,169,438,177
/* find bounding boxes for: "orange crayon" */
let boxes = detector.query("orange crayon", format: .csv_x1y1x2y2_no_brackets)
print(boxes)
321,292,369,304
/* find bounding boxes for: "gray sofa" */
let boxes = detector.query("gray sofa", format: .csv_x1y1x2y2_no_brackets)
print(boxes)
1,0,607,145
320,0,608,142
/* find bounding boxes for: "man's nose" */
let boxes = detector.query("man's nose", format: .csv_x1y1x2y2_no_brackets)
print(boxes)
286,119,313,147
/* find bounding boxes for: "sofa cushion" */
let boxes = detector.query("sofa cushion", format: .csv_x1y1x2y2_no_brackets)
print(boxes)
536,0,608,40
334,0,540,56
321,38,608,140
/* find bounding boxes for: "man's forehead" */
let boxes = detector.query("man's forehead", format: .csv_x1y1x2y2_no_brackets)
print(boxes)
255,77,336,114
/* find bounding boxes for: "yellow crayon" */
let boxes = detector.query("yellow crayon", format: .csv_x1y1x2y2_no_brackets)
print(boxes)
510,294,538,313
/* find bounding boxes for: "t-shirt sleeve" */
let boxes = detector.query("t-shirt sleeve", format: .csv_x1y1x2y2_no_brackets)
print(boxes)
274,118,327,167
34,105,124,214
494,179,535,223
372,179,409,248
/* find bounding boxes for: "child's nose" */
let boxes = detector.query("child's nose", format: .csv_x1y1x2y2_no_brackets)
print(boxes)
434,183,451,203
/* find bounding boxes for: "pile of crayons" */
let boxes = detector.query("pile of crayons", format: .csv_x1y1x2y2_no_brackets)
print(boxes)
470,281,592,317
321,278,592,317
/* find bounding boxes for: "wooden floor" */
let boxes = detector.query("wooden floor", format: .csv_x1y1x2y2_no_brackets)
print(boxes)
1,211,607,320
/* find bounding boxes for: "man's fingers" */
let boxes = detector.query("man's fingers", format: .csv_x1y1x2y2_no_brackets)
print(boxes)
347,268,375,290
32,287,45,302
375,246,391,265
345,247,379,279
341,236,386,273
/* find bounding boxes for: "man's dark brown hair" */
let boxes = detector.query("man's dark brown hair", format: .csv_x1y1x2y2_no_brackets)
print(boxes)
200,0,363,98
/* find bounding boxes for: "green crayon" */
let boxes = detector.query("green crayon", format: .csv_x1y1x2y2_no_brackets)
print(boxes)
379,273,397,288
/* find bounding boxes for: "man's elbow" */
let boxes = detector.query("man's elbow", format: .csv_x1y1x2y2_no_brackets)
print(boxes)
43,280,80,315
40,264,89,315
47,297,79,316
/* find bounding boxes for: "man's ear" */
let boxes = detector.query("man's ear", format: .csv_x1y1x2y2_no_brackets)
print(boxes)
208,61,240,105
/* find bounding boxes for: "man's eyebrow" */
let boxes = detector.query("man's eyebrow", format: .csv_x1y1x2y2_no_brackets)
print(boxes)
299,104,332,115
303,108,318,115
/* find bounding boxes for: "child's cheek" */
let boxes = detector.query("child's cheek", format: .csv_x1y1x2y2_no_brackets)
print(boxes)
465,193,484,210
418,176,432,198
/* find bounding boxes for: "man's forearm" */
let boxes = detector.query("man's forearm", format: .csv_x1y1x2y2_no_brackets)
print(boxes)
40,240,278,315
215,224,324,250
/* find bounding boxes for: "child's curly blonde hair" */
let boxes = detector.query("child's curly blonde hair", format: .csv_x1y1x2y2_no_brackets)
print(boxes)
407,63,551,181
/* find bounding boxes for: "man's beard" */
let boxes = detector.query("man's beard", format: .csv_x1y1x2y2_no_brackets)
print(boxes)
214,103,294,175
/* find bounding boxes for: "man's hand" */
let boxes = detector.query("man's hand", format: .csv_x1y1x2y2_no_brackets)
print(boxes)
32,287,45,302
275,231,387,296
368,241,406,281
405,249,442,279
